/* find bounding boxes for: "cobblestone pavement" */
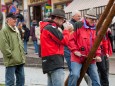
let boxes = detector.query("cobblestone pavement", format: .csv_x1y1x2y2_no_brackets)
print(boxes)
0,46,115,86
0,65,115,86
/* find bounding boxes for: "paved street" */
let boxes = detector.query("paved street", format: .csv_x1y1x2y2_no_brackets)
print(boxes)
0,65,115,86
0,46,115,86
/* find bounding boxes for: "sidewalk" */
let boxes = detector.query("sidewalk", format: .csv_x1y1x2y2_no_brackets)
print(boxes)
0,45,115,74
27,46,115,74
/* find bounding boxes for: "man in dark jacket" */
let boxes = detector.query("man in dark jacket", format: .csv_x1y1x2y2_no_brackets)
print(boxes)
40,9,72,86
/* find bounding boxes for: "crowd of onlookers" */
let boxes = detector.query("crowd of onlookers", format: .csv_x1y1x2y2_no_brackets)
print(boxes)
0,4,114,86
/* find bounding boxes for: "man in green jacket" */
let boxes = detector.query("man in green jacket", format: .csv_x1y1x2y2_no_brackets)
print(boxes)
0,13,26,86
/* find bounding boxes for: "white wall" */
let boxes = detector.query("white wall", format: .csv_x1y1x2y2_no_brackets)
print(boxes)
23,0,30,28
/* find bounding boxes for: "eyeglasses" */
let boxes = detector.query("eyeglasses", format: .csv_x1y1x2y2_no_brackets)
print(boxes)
89,18,97,21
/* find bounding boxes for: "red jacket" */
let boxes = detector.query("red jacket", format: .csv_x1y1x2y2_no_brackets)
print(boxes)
68,20,101,64
40,21,70,57
101,30,113,56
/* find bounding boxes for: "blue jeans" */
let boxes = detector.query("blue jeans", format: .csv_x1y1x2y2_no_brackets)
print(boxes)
23,40,28,53
64,46,71,71
33,41,38,53
5,64,25,86
47,68,64,86
68,62,101,86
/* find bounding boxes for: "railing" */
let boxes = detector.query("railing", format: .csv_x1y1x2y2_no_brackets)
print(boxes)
65,6,106,20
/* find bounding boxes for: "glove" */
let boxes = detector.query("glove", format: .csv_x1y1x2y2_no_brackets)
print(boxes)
95,56,102,62
74,21,83,30
106,54,109,58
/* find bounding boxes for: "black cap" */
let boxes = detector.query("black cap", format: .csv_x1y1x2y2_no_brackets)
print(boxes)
6,13,18,18
51,9,65,18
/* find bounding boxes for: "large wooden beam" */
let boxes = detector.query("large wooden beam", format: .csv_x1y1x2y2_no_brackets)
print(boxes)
77,3,115,86
96,0,114,32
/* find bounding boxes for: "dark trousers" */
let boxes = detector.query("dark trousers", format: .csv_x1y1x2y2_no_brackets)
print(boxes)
97,55,109,86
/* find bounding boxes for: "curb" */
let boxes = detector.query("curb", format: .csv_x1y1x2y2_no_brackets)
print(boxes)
0,56,115,75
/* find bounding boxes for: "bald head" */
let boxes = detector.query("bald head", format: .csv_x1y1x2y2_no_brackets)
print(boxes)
72,10,81,21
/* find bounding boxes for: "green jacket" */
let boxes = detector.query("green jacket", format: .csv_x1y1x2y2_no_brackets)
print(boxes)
0,24,26,67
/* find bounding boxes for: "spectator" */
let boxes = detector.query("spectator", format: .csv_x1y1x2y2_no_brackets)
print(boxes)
30,20,39,54
17,22,24,39
68,8,102,86
0,12,25,86
97,28,113,86
22,23,30,54
40,9,72,86
16,8,24,26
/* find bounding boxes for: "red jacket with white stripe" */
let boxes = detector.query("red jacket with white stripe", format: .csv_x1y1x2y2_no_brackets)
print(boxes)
40,21,70,57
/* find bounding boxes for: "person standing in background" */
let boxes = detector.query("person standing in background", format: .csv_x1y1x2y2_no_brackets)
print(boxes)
0,13,25,86
17,22,24,39
22,23,30,54
35,21,41,57
97,28,113,86
30,20,39,54
15,8,24,26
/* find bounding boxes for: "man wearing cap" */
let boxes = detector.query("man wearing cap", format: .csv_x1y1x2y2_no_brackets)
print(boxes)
40,9,72,86
0,13,25,86
68,8,101,86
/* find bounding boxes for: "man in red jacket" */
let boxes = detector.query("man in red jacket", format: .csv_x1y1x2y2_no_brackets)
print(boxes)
97,28,113,86
68,8,102,86
40,9,72,86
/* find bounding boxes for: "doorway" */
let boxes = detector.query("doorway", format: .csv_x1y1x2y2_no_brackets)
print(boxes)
33,5,42,22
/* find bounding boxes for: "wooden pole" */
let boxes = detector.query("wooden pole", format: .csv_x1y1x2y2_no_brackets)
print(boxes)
77,4,115,86
64,0,115,86
64,75,69,86
96,0,114,32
